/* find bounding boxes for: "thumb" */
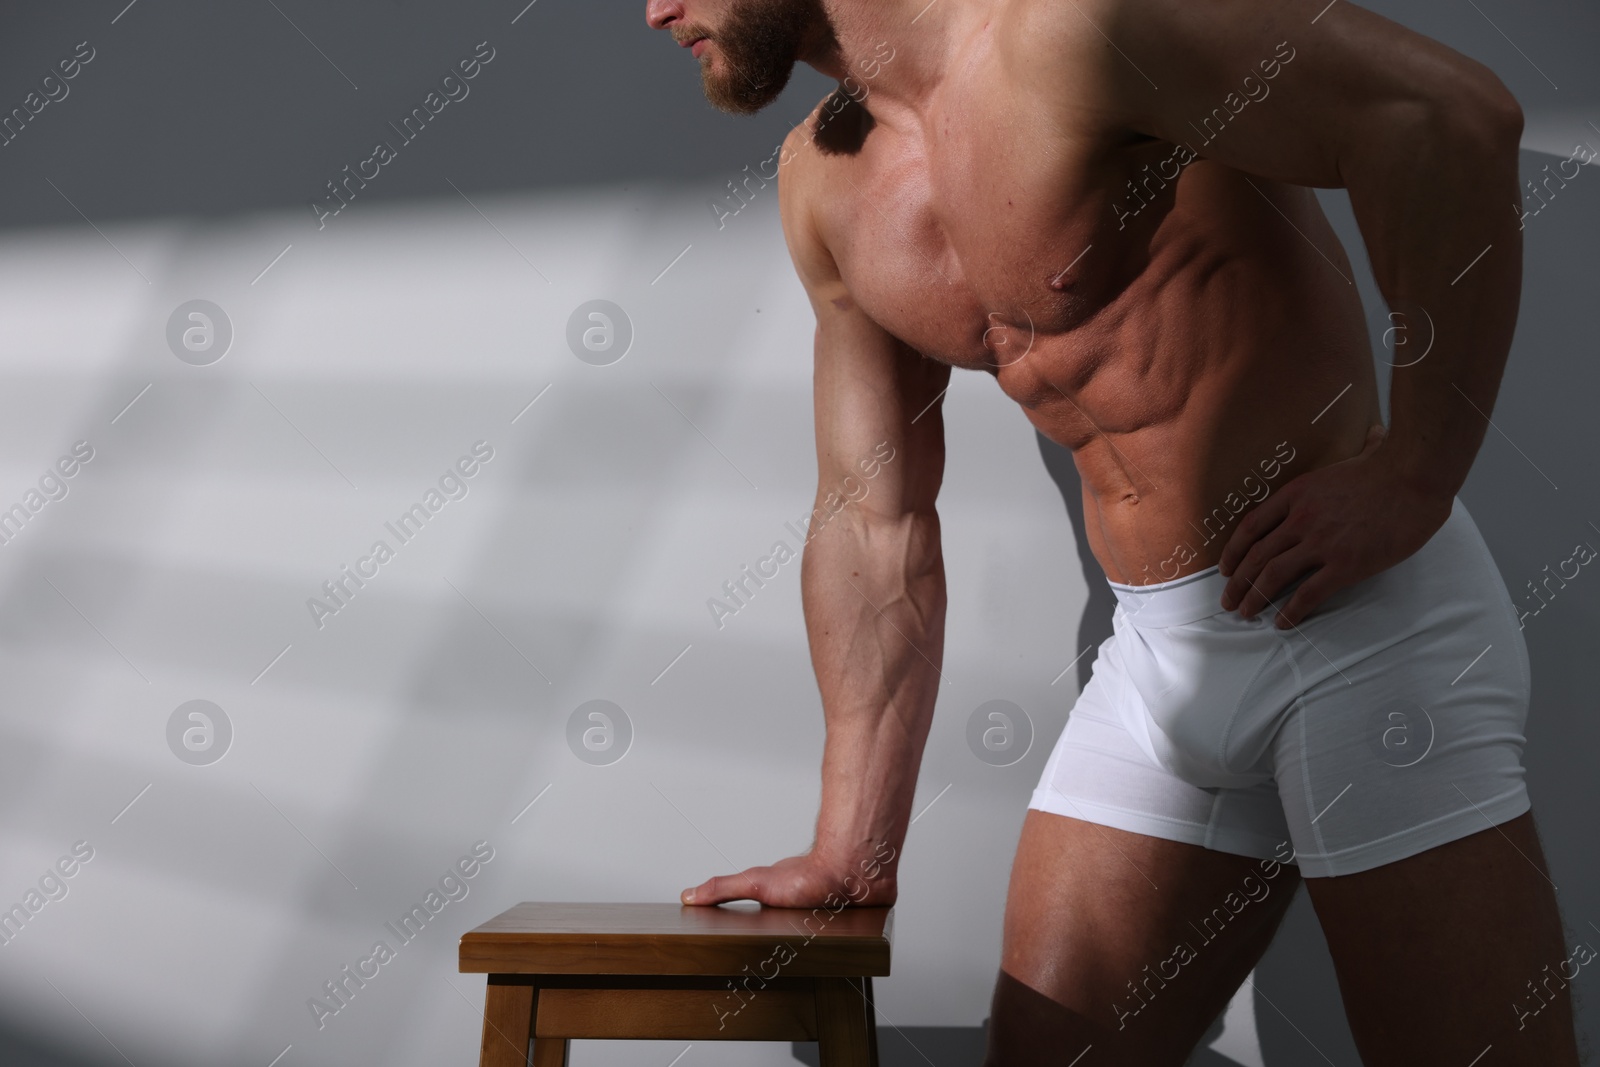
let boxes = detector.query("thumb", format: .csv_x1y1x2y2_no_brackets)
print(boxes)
1362,422,1387,451
681,871,761,906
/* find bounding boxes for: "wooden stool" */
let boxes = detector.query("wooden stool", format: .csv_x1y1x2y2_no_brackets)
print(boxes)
459,901,893,1067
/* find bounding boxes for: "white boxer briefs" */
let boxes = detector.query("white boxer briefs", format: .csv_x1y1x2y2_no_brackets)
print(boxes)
1029,494,1532,878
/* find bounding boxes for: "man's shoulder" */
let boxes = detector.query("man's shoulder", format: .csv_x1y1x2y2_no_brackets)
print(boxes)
775,108,822,243
993,0,1143,103
778,83,883,232
779,86,873,184
775,92,859,292
997,0,1129,51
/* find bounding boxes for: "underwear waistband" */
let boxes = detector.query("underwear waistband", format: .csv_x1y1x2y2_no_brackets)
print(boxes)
1104,495,1469,629
1107,565,1232,627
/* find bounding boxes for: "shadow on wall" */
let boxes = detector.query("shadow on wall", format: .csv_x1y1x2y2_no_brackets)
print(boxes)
0,0,836,232
0,1018,111,1067
791,1020,1265,1067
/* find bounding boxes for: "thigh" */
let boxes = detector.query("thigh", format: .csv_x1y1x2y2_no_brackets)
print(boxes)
1305,811,1579,1066
1269,492,1534,876
986,808,1302,1067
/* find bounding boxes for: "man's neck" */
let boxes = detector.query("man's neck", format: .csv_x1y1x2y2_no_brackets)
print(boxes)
799,0,984,120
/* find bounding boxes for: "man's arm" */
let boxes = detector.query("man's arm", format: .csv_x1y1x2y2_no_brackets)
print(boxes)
1039,0,1523,626
681,126,951,907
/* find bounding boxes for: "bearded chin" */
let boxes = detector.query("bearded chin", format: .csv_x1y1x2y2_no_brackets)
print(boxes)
702,53,796,115
698,0,816,115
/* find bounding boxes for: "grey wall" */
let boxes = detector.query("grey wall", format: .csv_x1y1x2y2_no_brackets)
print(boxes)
0,2,1595,1066
0,0,835,230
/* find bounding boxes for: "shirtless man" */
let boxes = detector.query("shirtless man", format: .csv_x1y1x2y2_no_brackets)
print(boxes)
647,0,1579,1061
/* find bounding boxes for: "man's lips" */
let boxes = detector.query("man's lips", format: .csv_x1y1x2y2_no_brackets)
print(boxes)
687,37,708,57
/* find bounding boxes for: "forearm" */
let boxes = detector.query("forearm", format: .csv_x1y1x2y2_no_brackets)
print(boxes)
1347,91,1524,502
801,506,946,870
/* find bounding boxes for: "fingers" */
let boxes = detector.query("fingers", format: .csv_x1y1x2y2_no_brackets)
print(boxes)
681,854,892,908
1220,519,1300,611
682,875,744,905
1218,489,1293,578
1275,567,1338,629
681,870,764,906
1233,548,1320,621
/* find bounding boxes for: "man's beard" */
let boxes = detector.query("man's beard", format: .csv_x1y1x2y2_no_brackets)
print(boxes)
695,0,819,115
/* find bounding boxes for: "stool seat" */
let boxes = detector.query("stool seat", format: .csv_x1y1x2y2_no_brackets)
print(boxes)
460,901,893,1067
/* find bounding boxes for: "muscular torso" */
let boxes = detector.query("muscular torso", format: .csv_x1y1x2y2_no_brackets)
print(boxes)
796,7,1382,585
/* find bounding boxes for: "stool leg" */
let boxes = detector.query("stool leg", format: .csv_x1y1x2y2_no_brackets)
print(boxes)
863,977,880,1067
815,977,875,1067
531,1037,570,1067
479,975,534,1067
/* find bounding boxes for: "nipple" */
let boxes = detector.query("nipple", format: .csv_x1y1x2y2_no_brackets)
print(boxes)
1050,245,1093,291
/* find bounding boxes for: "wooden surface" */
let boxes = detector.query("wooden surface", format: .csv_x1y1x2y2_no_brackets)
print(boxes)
460,901,894,976
816,977,877,1067
534,980,818,1039
478,975,534,1067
